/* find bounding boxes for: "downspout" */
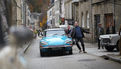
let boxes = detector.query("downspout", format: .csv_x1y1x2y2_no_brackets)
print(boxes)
113,0,116,33
90,0,94,42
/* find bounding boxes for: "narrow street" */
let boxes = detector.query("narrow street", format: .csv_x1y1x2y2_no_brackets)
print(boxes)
1,0,121,69
24,38,121,69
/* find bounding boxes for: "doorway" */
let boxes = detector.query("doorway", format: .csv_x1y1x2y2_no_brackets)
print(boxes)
94,14,100,41
105,13,115,34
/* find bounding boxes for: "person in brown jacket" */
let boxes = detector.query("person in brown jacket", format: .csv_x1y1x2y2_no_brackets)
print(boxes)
118,25,121,55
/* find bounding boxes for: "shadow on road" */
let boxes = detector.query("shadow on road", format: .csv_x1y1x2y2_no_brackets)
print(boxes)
40,51,73,57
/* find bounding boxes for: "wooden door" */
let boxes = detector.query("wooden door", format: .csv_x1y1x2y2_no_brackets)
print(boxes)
105,14,115,34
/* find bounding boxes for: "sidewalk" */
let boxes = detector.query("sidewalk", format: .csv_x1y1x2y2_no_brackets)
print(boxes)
18,41,33,54
83,43,121,63
104,54,121,63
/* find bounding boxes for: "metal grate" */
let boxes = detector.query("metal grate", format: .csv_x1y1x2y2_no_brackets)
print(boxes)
102,38,111,43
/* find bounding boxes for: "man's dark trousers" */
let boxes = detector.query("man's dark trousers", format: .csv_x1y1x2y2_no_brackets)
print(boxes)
98,38,100,49
75,38,85,52
98,38,104,49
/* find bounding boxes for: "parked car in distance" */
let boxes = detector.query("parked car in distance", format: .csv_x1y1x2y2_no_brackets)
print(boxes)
99,34,120,51
59,25,73,30
40,28,73,57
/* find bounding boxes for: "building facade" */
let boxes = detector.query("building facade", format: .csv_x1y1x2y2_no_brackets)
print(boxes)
92,0,121,41
54,0,61,27
72,0,80,22
64,0,73,25
31,13,41,30
72,0,92,42
16,0,22,27
47,0,55,28
71,0,121,42
26,5,31,28
47,0,67,27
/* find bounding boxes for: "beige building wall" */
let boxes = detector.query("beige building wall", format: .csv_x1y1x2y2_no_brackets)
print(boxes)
114,0,121,32
79,1,91,29
66,0,121,42
92,2,113,31
78,0,92,42
64,0,72,20
92,0,121,41
11,0,17,25
16,0,22,27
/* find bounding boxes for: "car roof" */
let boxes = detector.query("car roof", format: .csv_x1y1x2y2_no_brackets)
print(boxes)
44,28,64,31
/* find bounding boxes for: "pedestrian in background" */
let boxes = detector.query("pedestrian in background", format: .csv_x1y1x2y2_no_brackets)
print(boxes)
37,29,41,36
65,25,71,37
71,21,90,53
118,24,121,55
97,23,104,49
34,29,37,38
106,23,115,34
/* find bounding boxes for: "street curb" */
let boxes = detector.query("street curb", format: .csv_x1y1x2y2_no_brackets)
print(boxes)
103,55,121,63
19,41,33,54
23,42,32,53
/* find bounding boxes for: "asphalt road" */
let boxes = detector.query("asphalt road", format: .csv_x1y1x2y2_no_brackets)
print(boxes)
24,38,121,69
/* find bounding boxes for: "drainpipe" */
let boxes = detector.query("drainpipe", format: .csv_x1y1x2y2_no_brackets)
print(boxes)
113,0,116,33
59,0,62,25
24,1,27,27
90,0,94,42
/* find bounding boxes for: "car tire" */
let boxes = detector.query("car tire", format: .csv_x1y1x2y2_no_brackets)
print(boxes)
62,48,66,55
116,41,119,51
40,49,46,57
69,47,73,55
105,46,115,52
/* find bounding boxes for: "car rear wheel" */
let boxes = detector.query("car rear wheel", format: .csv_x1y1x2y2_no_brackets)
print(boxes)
105,46,115,52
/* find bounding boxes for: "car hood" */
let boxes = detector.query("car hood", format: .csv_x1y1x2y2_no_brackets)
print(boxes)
40,35,71,46
100,34,119,38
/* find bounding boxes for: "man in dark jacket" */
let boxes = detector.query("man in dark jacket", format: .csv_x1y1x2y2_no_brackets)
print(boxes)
71,21,89,53
97,23,104,49
65,25,71,37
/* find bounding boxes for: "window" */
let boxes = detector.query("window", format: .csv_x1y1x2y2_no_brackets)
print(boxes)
81,13,85,27
86,12,89,28
49,11,52,16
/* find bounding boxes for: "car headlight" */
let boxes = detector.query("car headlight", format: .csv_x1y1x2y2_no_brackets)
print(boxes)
65,40,72,45
40,41,48,46
109,36,112,40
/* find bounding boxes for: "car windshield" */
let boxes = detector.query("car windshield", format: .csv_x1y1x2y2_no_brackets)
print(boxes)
46,30,65,37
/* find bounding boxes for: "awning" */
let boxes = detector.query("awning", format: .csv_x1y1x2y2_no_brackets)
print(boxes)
72,0,80,3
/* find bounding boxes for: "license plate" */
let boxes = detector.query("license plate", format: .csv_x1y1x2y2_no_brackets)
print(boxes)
52,48,62,50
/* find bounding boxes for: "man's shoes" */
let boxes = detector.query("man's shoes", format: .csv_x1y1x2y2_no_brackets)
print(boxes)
79,50,82,53
83,51,87,53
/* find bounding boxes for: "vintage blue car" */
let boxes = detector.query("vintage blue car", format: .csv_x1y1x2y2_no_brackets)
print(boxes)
40,28,73,56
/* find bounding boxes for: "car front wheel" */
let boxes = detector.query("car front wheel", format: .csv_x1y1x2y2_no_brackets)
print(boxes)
116,41,119,51
105,46,115,52
40,49,47,57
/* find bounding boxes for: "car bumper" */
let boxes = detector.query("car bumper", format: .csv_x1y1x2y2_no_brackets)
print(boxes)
40,45,72,52
101,43,116,46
